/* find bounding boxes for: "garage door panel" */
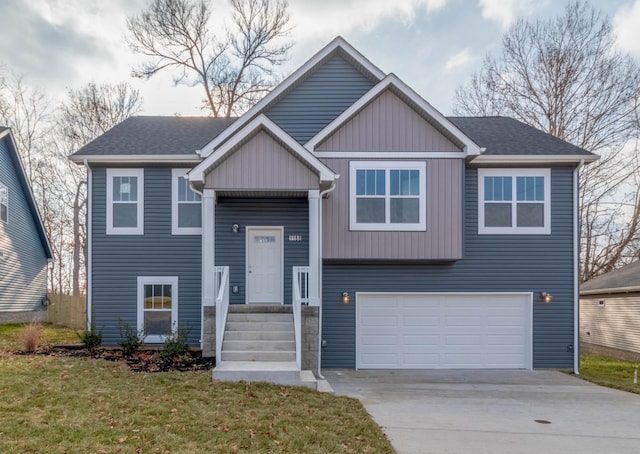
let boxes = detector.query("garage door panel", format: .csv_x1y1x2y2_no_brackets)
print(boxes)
357,293,531,369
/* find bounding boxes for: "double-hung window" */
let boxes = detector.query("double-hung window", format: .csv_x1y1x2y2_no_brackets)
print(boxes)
478,169,551,234
172,169,202,235
137,276,178,343
0,183,7,223
350,161,426,231
106,169,144,235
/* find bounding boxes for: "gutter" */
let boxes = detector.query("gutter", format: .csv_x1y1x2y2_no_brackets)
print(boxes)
574,159,584,375
316,176,339,380
580,286,640,296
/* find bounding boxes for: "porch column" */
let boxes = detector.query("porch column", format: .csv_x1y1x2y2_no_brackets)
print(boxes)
202,189,216,307
308,190,320,306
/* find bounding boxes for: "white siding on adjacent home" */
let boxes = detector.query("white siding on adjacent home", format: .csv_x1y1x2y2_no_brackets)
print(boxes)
580,294,640,354
321,158,463,260
316,89,462,152
205,130,319,190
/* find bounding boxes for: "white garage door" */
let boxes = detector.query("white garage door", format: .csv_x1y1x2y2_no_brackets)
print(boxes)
356,293,531,369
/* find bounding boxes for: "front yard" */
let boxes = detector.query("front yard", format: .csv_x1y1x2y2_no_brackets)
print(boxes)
0,324,393,453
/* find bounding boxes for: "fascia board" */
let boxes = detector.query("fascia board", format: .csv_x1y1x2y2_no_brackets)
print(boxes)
69,154,201,163
198,36,385,158
471,154,599,164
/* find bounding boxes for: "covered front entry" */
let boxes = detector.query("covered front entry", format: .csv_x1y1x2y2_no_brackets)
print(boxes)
246,226,283,304
356,293,532,369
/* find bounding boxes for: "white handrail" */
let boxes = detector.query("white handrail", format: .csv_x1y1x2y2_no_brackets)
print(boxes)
214,266,230,366
292,266,310,370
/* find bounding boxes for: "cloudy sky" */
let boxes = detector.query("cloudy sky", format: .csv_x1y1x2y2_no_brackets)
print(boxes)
2,0,639,117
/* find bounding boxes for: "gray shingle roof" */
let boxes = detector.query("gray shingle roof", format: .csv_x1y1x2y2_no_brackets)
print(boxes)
70,114,594,158
581,261,640,293
448,116,595,157
71,116,237,156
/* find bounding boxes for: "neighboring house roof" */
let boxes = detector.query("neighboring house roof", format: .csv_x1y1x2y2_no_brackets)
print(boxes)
581,261,640,295
0,127,53,259
450,117,597,162
70,116,237,162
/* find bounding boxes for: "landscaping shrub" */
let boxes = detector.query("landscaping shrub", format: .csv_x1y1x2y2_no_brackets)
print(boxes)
159,325,190,365
117,319,145,356
76,322,102,353
19,322,41,352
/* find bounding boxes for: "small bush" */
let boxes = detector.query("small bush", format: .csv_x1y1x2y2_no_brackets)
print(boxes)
20,322,41,352
159,325,190,365
76,322,102,353
118,319,145,356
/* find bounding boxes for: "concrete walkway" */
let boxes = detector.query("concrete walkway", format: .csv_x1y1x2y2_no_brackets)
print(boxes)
324,369,640,454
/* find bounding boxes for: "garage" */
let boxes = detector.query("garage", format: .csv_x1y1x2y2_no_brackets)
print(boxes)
356,293,532,369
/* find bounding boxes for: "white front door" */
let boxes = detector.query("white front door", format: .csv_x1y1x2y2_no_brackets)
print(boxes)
246,227,283,304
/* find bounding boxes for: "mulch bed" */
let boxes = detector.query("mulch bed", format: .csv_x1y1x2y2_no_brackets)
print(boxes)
15,345,216,373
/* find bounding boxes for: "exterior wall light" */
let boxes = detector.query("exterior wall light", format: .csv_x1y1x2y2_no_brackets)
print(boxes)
540,292,553,303
231,223,240,233
342,292,350,304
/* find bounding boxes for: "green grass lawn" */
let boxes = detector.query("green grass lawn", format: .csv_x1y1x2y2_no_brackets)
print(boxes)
0,323,78,351
579,354,640,395
0,324,394,453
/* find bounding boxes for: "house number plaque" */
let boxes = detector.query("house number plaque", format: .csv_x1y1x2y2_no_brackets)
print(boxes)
288,234,302,242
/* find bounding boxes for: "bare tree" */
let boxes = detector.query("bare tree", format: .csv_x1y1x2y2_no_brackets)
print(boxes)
453,1,640,281
58,82,143,295
126,0,291,116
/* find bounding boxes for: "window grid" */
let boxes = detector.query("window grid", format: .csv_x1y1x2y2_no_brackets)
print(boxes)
479,169,550,234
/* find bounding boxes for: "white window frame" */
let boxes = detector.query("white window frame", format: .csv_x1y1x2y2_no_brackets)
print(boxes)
172,168,202,235
478,168,551,235
349,161,427,231
137,276,179,343
0,183,7,224
106,168,144,235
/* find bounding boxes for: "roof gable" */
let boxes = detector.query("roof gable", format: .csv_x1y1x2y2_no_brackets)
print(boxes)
190,115,337,187
0,128,52,259
198,36,385,157
306,74,481,156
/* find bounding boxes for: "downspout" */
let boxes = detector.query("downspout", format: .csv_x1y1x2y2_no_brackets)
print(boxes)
84,160,92,330
574,159,584,375
190,181,205,349
316,177,339,379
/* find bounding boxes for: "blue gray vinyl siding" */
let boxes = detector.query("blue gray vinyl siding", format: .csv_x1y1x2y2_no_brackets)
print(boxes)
91,167,201,345
0,138,48,312
215,198,309,305
266,54,375,144
322,166,576,369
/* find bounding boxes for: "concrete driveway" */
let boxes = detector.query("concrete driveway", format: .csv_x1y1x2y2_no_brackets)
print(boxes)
324,369,640,454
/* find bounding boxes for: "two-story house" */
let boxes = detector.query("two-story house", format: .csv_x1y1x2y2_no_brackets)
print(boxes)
71,37,595,382
0,127,52,322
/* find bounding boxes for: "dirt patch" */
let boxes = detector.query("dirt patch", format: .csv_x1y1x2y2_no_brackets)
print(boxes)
15,346,216,373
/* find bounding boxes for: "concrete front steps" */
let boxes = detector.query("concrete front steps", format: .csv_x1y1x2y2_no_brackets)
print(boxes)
212,305,332,392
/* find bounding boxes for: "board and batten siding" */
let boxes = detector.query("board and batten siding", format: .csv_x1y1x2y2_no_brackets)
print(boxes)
266,54,375,144
321,166,576,369
205,130,318,190
316,89,462,152
581,294,640,354
215,198,309,306
321,158,463,260
91,166,202,345
0,138,48,313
